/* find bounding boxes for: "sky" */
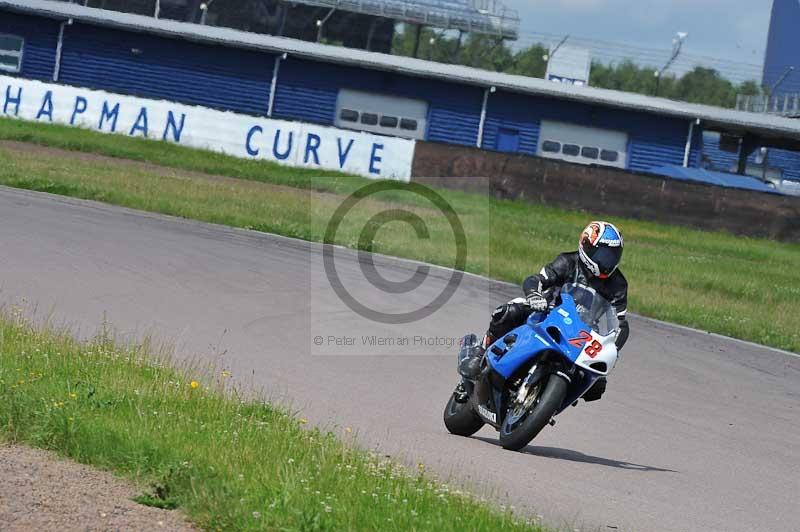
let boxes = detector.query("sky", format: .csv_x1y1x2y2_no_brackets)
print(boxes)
503,0,774,74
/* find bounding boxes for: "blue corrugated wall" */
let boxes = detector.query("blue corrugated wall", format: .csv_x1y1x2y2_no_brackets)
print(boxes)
484,91,696,171
763,0,800,96
0,11,60,81
482,91,540,155
274,57,483,145
0,6,710,175
59,23,275,115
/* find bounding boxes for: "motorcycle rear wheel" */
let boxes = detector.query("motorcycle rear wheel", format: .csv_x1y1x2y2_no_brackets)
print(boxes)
443,387,485,437
499,374,568,451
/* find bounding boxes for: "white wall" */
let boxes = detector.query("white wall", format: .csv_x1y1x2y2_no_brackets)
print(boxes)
0,75,416,181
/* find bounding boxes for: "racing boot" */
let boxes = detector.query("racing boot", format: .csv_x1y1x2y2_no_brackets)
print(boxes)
457,333,485,380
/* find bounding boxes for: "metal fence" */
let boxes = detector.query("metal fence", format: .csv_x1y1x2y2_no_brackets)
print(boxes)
53,0,519,38
292,0,519,38
736,93,800,117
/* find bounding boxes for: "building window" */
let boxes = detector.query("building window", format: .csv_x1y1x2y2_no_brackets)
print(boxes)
562,144,580,156
542,140,561,153
335,89,428,140
600,150,619,162
0,34,24,73
339,109,359,122
581,147,599,159
380,115,399,128
360,113,379,126
399,118,418,131
537,121,628,169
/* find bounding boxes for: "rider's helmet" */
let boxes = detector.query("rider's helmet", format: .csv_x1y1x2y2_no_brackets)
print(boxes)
578,221,623,279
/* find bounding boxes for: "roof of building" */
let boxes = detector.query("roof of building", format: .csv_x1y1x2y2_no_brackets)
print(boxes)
4,0,800,149
650,165,781,194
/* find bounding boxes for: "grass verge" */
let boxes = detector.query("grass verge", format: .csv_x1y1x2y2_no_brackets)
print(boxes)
0,312,541,531
1,117,799,353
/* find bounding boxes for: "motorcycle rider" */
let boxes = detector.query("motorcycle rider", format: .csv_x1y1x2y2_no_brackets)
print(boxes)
460,221,629,402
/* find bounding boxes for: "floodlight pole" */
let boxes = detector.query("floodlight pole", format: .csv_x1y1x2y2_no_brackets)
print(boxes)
316,6,337,43
199,0,217,25
547,35,569,62
543,35,568,80
770,65,795,94
365,18,380,51
454,30,464,62
154,0,160,19
412,24,423,58
655,31,687,96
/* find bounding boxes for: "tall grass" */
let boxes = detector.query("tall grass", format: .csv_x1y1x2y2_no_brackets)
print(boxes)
0,311,541,531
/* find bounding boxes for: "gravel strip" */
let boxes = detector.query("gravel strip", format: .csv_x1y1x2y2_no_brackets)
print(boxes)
0,445,195,532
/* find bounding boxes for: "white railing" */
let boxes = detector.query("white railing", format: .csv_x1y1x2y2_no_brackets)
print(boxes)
59,0,520,38
293,0,520,38
736,93,800,117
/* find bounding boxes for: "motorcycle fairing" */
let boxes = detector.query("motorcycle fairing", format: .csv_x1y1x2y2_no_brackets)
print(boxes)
488,294,587,380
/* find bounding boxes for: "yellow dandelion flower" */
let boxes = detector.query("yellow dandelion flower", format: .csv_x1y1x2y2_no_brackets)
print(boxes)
345,427,353,433
221,371,232,378
299,418,308,425
190,380,200,389
69,393,77,399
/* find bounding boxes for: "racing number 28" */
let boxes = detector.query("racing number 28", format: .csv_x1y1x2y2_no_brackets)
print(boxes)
568,330,603,358
584,339,603,358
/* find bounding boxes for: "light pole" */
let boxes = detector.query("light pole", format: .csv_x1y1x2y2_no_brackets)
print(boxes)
543,34,569,64
316,3,338,43
199,0,217,25
771,65,795,94
654,31,688,96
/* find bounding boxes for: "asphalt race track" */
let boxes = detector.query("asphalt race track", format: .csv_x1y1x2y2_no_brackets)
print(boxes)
1,186,798,532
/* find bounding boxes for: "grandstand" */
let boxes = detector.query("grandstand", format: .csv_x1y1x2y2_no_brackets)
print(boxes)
292,0,519,38
68,0,518,53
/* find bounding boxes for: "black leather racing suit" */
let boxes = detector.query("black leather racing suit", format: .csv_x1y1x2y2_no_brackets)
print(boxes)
522,251,629,351
485,252,629,402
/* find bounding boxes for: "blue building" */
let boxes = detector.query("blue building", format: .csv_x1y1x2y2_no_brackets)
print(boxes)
2,0,800,190
763,0,800,96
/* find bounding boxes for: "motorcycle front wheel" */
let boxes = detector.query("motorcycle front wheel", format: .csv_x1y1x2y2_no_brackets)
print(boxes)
499,374,568,451
443,386,485,437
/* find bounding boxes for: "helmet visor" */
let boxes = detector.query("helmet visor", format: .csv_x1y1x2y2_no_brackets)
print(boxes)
588,246,623,275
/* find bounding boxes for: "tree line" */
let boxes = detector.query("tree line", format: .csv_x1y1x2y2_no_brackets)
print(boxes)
392,28,762,109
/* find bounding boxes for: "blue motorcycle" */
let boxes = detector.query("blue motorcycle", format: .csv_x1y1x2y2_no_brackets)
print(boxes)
443,283,621,451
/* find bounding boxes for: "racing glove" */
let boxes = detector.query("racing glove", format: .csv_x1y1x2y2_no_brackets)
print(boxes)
525,291,548,312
